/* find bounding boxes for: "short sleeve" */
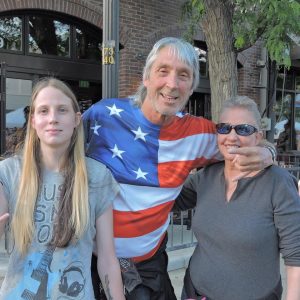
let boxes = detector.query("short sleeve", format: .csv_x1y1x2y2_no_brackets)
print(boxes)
175,172,201,211
86,157,119,219
0,157,21,204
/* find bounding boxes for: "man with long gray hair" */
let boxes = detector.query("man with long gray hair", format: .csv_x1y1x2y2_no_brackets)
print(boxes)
83,37,274,300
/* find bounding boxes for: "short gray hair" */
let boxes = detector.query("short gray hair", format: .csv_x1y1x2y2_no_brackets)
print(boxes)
133,37,199,107
219,96,262,129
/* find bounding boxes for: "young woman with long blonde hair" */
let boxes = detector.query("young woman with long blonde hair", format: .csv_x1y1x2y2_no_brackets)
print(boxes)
0,78,125,300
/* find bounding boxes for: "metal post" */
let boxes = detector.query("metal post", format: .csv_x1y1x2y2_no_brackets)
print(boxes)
102,0,119,98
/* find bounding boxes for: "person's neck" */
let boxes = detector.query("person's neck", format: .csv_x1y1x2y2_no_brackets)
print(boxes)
141,99,174,126
40,145,68,172
224,160,242,181
223,161,241,202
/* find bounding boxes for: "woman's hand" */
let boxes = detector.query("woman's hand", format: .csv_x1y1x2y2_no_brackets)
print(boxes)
0,213,9,223
0,213,9,238
0,183,9,238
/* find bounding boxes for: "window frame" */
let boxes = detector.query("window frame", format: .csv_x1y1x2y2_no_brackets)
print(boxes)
0,11,103,65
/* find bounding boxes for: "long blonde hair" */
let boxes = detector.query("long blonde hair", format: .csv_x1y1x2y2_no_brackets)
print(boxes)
11,78,89,254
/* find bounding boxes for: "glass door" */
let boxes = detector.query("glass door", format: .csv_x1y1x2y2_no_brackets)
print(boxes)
4,77,33,155
0,71,38,155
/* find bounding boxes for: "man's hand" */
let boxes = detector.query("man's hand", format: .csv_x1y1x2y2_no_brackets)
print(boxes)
228,146,273,179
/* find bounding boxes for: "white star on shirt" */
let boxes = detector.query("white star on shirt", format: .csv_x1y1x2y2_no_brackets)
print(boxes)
131,126,149,142
91,123,102,136
110,144,125,159
106,104,124,117
133,168,148,180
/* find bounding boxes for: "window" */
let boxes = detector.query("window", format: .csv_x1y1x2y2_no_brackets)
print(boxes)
277,70,294,90
194,41,209,78
29,16,70,57
0,12,103,63
274,68,300,151
0,16,22,51
75,27,101,61
296,75,300,91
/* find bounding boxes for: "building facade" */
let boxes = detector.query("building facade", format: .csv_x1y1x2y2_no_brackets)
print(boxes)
0,0,299,154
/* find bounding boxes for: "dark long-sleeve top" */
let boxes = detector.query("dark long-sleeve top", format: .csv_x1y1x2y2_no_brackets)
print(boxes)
176,162,300,299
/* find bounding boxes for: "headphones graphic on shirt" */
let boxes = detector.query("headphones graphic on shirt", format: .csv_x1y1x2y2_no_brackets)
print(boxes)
58,264,85,298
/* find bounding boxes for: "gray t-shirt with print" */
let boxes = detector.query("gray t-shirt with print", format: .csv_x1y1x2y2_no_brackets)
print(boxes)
0,156,119,300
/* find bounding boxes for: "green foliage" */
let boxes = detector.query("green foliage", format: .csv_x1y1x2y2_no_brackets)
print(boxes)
181,0,300,67
181,0,204,43
234,0,300,67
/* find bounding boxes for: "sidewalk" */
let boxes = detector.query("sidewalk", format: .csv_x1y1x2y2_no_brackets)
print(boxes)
168,247,194,299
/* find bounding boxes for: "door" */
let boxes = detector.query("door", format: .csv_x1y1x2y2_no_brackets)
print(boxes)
0,69,102,155
0,69,38,155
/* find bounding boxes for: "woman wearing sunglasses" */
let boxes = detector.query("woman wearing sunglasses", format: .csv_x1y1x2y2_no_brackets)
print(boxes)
176,96,300,300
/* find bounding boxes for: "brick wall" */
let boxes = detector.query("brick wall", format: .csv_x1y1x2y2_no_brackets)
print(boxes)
237,41,263,105
118,0,188,97
0,0,262,105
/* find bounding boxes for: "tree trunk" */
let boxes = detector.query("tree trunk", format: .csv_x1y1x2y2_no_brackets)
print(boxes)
200,0,238,122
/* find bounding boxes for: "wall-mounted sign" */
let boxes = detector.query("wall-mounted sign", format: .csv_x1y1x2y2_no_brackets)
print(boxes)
102,40,115,65
79,80,90,88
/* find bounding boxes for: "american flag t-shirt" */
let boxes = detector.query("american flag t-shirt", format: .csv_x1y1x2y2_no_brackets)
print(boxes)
83,98,221,261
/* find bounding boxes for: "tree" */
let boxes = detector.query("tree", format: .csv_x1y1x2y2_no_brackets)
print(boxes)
182,0,300,121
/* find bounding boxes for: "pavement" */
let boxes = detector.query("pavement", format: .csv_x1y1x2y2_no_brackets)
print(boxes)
0,236,287,299
167,247,195,299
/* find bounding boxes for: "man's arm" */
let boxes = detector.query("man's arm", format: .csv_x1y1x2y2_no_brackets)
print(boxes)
174,173,198,211
228,140,275,173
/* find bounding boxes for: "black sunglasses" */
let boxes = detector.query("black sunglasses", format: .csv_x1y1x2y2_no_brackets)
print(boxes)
216,123,258,136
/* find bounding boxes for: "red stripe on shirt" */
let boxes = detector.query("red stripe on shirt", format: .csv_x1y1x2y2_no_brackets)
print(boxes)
158,157,219,187
113,201,174,238
160,115,216,140
132,233,167,263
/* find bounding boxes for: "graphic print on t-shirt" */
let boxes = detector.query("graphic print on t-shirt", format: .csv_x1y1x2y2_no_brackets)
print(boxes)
7,250,87,300
20,246,55,299
6,182,87,299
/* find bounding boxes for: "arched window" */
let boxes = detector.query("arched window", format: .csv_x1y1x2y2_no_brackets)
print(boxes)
0,11,102,62
0,11,110,154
